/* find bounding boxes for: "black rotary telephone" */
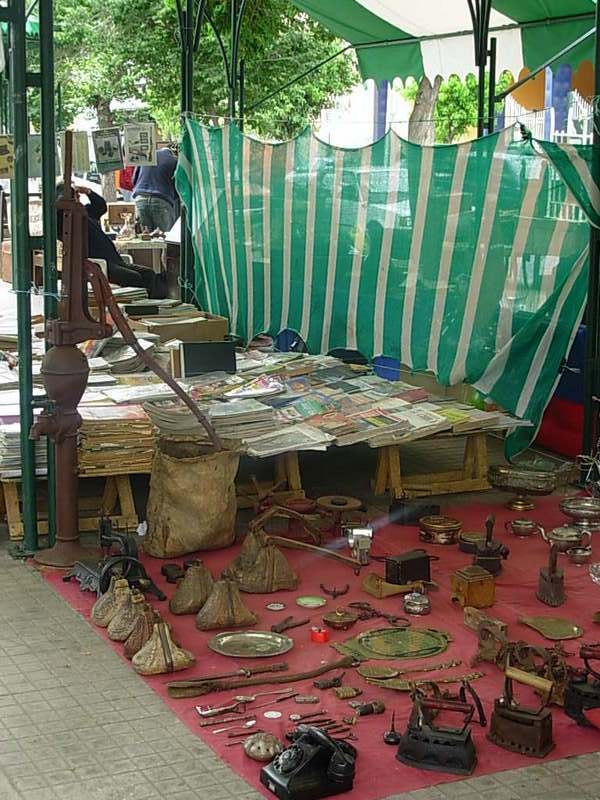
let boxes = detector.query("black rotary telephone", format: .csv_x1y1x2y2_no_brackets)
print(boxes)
260,725,357,800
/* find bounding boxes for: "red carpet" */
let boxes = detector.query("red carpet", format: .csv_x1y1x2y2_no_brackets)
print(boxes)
40,496,600,798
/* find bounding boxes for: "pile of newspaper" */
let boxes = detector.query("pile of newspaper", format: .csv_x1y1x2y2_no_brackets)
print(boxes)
245,424,334,458
143,398,208,437
143,397,278,444
208,399,276,439
78,406,155,476
102,337,155,374
0,423,47,478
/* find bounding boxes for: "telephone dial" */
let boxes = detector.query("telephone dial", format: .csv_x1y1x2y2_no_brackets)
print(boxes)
260,725,357,800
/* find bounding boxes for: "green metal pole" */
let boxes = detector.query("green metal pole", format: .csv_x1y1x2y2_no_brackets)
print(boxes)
9,0,38,551
582,1,600,457
229,0,237,119
179,0,195,305
39,0,56,547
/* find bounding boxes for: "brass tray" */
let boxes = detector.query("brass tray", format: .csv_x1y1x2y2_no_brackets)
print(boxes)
519,615,583,641
207,630,294,658
488,465,556,495
332,627,451,661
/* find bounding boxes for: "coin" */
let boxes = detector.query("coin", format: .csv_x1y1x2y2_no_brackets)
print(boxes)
266,602,286,611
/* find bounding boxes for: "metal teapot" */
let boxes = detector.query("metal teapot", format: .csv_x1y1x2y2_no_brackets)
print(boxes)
542,525,591,553
505,519,544,539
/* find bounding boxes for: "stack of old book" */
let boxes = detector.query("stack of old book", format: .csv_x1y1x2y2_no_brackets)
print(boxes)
78,405,155,476
89,286,148,306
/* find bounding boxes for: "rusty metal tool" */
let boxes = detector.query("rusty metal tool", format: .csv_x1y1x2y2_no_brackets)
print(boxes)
271,616,311,634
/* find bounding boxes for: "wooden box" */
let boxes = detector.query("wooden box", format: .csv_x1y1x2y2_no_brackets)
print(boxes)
450,565,495,608
129,311,229,343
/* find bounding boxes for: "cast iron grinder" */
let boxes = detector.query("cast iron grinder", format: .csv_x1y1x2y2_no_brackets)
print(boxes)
488,662,554,758
537,544,565,607
473,515,509,576
564,644,600,727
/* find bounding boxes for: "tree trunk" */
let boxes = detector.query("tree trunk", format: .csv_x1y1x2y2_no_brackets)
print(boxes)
95,99,118,201
407,75,443,145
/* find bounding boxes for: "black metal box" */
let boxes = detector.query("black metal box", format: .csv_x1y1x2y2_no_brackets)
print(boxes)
385,549,431,585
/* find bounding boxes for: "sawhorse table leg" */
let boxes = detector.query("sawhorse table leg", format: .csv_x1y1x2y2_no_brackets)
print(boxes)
373,432,490,498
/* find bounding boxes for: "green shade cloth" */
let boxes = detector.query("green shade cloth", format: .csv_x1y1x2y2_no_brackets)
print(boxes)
176,120,590,456
291,1,595,84
1,20,39,39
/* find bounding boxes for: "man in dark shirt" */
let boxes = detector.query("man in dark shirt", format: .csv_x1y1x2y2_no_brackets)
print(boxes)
133,146,178,233
56,182,167,298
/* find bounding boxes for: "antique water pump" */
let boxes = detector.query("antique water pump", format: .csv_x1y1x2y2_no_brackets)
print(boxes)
33,132,218,567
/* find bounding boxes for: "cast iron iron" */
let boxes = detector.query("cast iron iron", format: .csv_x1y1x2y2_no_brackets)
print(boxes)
564,644,600,727
488,664,554,757
396,683,484,775
536,544,565,607
473,515,509,575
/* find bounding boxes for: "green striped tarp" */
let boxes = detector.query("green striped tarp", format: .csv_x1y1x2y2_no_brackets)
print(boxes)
176,120,590,456
291,1,595,85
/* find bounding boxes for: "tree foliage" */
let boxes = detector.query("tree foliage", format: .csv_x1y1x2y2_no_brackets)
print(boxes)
402,72,514,143
53,0,358,141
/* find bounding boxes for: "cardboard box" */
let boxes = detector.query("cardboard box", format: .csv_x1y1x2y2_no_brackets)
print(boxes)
129,311,228,343
107,201,135,226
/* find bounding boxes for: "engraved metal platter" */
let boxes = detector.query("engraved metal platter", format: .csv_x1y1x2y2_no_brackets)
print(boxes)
207,630,294,658
518,615,583,641
332,627,451,661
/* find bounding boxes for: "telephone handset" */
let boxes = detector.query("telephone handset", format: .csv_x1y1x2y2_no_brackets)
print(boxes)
260,724,357,800
298,726,355,782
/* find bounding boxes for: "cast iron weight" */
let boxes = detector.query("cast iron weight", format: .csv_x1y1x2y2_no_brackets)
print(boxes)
383,711,400,745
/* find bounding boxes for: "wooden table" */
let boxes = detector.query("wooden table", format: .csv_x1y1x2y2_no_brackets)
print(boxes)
1,473,140,541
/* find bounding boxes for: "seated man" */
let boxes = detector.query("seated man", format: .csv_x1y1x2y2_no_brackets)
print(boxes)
56,181,167,299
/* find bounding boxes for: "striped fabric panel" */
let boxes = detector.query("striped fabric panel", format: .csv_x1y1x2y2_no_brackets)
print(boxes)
176,121,590,455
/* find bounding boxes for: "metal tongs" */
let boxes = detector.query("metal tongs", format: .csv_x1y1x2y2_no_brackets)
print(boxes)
196,688,297,718
348,601,410,627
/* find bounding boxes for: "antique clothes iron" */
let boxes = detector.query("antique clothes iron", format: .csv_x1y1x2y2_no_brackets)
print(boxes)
564,644,600,727
537,545,565,607
396,682,484,775
473,515,509,576
488,664,554,757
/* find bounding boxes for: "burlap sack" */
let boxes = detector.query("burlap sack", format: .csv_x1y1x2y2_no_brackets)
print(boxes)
145,438,240,557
